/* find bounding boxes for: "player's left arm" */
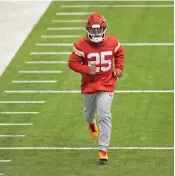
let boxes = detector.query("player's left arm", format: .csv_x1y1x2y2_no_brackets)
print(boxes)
113,41,125,78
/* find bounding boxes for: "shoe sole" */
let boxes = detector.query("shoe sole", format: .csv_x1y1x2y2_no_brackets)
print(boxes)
99,158,108,162
91,134,98,138
99,159,108,165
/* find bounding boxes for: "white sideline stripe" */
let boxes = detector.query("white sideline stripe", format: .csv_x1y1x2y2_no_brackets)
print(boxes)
0,160,11,163
0,147,173,150
0,135,25,137
56,12,89,15
34,43,174,47
0,101,45,104
18,70,62,74
25,61,67,64
47,27,84,31
4,90,174,93
52,20,85,23
0,123,33,126
31,52,71,55
60,4,174,8
0,112,39,114
12,80,57,83
41,35,81,38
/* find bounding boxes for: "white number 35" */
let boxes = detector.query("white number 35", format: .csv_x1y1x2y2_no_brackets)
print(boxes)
87,51,112,72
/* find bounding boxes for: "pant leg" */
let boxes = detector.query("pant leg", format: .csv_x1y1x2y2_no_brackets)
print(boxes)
82,93,97,123
97,91,114,151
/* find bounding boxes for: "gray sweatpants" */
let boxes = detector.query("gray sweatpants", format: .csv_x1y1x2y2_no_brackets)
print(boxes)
82,91,114,152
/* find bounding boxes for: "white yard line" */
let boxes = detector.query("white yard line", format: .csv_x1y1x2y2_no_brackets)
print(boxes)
4,90,174,94
0,101,45,104
35,43,72,46
0,123,33,126
0,160,11,163
0,135,25,137
0,173,4,175
122,43,174,46
31,52,71,55
12,80,58,83
47,27,84,31
0,147,173,150
0,112,39,114
60,4,174,8
18,70,63,74
34,43,174,47
25,61,67,64
52,20,85,23
56,12,90,15
41,35,81,38
55,0,173,1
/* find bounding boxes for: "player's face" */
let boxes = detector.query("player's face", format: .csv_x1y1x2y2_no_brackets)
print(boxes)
86,27,106,43
88,27,104,36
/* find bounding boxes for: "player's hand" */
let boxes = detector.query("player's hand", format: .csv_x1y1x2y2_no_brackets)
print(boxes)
88,65,96,75
113,69,123,78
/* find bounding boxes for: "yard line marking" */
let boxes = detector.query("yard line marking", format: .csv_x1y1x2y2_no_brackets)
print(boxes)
56,12,89,15
52,20,85,23
122,43,174,46
61,4,174,8
41,35,81,38
4,90,174,94
0,123,33,126
0,160,11,163
18,70,63,74
35,43,72,46
0,173,4,175
31,52,71,55
12,80,57,83
34,43,174,47
25,61,67,64
0,101,45,104
0,135,25,137
0,147,173,150
55,0,174,1
0,112,39,114
47,27,84,31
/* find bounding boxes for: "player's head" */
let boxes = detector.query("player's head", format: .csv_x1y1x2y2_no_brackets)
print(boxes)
85,12,107,43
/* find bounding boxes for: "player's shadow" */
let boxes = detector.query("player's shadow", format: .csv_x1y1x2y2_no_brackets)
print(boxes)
96,160,108,166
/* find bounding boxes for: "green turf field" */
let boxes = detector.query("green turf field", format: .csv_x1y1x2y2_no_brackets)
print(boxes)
0,1,174,176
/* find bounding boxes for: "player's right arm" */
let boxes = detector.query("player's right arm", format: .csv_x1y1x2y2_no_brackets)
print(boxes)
68,44,96,75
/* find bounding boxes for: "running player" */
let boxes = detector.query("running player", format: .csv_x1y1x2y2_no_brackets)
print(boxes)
68,12,124,162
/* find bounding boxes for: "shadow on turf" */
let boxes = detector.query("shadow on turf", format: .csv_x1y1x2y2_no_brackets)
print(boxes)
96,160,108,166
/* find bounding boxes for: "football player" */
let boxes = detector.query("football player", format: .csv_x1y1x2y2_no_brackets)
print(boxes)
68,12,124,162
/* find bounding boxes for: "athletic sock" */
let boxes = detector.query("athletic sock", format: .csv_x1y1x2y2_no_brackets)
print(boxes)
89,119,95,124
99,145,107,152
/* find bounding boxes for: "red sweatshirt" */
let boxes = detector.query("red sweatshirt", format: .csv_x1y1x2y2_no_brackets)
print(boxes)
68,35,124,93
